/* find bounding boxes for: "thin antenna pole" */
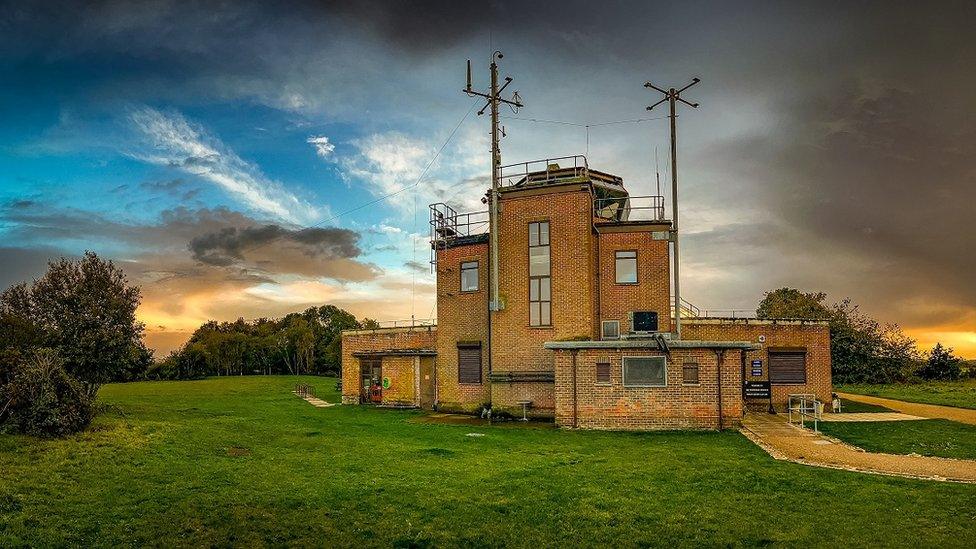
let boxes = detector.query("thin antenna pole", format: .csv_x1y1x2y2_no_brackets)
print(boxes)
644,77,700,339
463,51,523,313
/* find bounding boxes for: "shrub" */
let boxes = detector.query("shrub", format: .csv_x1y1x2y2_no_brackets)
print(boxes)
918,343,962,381
0,349,93,437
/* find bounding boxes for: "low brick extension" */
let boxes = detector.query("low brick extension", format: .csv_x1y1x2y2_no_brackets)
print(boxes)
548,340,753,430
340,327,436,405
684,318,831,409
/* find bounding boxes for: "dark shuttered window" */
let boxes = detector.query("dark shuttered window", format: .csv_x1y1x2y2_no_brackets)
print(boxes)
682,362,699,385
458,343,482,384
596,361,611,384
769,351,807,384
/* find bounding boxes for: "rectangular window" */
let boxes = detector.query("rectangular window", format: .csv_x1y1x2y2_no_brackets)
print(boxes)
682,362,700,385
601,320,620,340
528,221,551,326
622,356,667,387
458,343,482,384
460,261,479,292
769,350,807,384
615,250,637,284
630,311,659,332
596,361,611,384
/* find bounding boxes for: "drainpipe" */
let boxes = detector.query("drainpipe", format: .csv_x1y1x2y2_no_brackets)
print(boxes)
571,350,579,428
714,349,725,430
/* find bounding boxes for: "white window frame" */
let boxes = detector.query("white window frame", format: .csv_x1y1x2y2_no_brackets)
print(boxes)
622,356,667,388
460,261,479,292
601,320,620,340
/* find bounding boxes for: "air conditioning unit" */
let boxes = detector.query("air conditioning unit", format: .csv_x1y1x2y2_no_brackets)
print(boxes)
628,311,659,334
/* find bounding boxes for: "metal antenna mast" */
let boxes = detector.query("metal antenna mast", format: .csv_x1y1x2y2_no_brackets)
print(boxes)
645,77,700,339
464,51,523,311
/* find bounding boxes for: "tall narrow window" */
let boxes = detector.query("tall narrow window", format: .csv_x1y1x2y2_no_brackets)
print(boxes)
615,250,637,284
458,343,482,384
528,221,551,326
460,261,479,292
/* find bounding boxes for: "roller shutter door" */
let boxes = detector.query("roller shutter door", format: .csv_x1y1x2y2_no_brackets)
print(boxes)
458,344,482,384
769,351,807,384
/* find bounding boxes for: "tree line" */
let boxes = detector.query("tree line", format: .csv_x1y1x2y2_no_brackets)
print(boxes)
151,306,379,380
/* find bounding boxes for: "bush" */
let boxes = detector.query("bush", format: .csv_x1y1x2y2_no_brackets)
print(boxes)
0,349,93,437
917,343,962,381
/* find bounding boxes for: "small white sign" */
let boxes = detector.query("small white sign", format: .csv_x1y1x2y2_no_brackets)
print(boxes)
758,335,766,343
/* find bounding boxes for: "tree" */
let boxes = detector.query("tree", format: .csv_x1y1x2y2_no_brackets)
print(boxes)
0,251,149,396
918,343,961,381
756,288,831,320
0,349,93,437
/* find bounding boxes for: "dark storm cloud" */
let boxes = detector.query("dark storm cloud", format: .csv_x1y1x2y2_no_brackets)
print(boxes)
189,225,361,267
1,200,375,283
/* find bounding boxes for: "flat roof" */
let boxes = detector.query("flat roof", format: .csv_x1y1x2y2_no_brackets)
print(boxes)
544,340,760,351
352,349,437,357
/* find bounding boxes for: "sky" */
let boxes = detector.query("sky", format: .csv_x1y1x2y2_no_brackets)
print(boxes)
1,0,974,357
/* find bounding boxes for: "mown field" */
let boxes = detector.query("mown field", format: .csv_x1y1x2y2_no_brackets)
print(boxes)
2,376,976,547
838,379,976,410
819,419,976,460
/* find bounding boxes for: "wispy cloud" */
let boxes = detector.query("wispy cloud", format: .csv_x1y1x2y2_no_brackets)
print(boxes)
129,107,321,223
306,135,336,159
340,130,489,215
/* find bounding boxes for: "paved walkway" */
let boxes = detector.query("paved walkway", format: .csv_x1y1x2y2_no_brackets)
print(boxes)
820,412,923,422
293,392,335,408
741,413,976,483
837,392,976,426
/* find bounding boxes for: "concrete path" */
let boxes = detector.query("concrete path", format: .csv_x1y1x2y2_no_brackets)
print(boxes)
821,412,923,422
837,392,976,426
293,392,335,408
741,413,976,483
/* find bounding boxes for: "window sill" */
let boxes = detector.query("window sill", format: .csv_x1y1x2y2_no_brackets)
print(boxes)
458,382,483,386
623,384,667,389
614,282,639,286
528,325,554,329
682,383,701,387
459,290,480,294
594,382,612,387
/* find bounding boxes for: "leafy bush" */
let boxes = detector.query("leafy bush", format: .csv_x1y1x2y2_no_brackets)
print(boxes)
0,349,93,437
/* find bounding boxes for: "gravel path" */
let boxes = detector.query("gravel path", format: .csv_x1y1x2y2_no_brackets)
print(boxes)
837,392,976,426
741,413,976,483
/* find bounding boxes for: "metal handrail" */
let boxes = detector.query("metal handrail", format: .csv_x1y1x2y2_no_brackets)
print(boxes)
594,195,666,222
788,394,823,432
367,318,437,329
498,155,589,188
671,296,701,318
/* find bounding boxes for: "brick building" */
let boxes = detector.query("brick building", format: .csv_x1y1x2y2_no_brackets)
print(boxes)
341,157,831,429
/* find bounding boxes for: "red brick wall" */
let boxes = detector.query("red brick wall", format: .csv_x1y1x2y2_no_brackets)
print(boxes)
553,347,743,430
597,229,671,335
683,319,832,408
340,327,435,404
435,241,490,412
493,187,597,369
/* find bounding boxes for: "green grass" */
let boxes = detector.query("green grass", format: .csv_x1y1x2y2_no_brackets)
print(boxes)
820,419,976,460
0,376,974,547
838,379,976,410
838,398,893,413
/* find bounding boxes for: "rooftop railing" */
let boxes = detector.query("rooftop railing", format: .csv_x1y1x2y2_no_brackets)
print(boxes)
498,155,591,188
594,195,666,222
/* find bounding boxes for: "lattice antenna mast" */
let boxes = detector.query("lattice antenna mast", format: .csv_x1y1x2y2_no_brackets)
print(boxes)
644,77,700,339
464,51,524,311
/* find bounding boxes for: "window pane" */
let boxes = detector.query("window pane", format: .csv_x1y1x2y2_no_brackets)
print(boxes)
529,302,541,326
602,320,619,339
529,246,550,276
623,357,667,387
683,363,699,384
616,255,637,283
540,301,551,326
529,278,539,301
617,250,636,258
596,362,611,383
539,221,549,245
528,223,539,246
540,277,551,301
461,262,479,291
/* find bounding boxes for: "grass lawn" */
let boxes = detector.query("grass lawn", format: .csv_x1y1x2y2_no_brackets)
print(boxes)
838,379,976,410
1,376,975,547
819,419,976,460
